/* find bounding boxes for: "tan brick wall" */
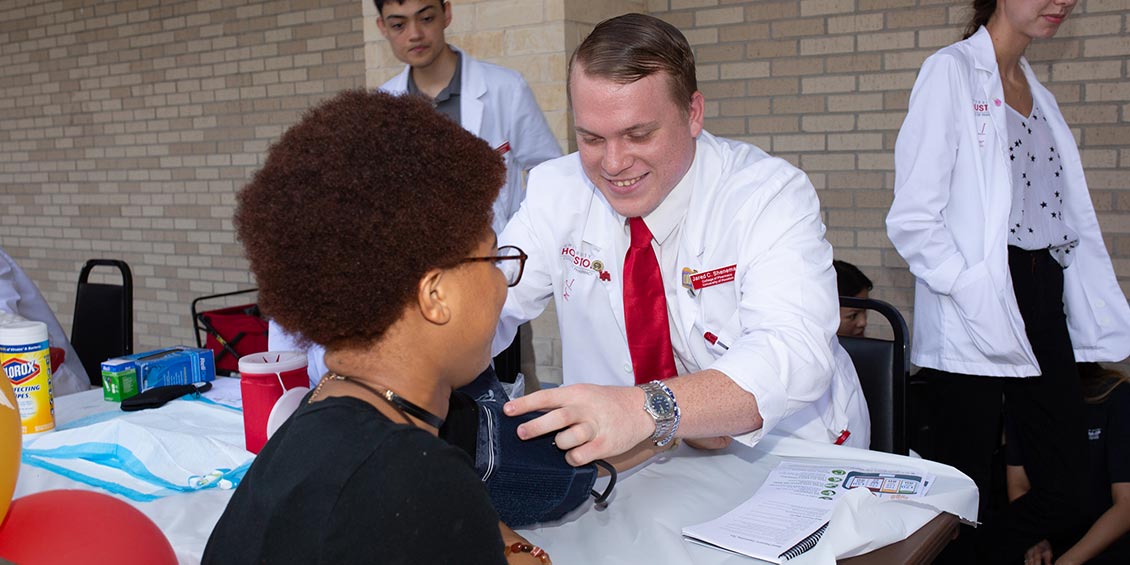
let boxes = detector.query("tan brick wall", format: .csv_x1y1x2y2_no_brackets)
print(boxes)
1,0,366,352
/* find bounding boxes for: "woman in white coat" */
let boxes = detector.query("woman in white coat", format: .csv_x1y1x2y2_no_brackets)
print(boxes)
886,1,1130,563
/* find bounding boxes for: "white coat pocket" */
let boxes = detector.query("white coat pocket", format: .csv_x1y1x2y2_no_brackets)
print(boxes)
947,261,1027,364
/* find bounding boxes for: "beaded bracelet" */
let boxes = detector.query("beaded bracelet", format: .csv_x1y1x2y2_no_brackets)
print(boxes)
504,541,550,563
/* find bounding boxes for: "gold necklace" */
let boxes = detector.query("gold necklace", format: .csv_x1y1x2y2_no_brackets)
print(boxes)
308,372,344,403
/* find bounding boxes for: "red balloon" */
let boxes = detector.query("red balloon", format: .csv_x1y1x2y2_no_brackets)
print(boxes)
0,490,176,564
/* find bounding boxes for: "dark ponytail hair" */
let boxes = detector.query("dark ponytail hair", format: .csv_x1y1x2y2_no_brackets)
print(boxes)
1079,363,1130,405
963,0,996,39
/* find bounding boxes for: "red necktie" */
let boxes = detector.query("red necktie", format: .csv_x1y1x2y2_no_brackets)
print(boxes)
623,217,678,384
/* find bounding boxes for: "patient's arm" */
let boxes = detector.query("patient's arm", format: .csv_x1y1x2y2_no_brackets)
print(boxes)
1055,482,1130,565
1006,464,1031,502
500,521,551,564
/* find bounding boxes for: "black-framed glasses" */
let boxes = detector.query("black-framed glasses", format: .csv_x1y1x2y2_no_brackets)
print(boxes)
460,245,527,287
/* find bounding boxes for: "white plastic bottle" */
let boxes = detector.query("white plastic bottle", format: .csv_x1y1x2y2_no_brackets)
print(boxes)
0,321,55,435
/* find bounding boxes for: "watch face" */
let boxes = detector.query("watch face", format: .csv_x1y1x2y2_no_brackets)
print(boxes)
648,392,673,418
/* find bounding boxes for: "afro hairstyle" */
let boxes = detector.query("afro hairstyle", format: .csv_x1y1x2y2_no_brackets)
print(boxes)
235,89,505,350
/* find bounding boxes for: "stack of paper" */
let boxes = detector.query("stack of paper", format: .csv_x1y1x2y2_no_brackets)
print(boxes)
682,462,935,562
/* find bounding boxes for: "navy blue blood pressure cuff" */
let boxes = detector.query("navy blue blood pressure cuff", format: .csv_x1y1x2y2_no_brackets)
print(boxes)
441,367,615,527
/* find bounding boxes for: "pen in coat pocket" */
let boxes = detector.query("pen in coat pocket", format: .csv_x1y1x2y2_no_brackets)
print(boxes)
703,332,729,350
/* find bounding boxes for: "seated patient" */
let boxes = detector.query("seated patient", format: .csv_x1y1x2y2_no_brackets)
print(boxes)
1009,363,1130,565
832,259,873,338
204,90,543,563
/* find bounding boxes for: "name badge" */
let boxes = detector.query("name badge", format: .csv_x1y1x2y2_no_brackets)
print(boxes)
690,264,737,290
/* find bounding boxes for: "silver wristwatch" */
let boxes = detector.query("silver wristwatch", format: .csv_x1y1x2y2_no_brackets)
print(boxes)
638,380,680,447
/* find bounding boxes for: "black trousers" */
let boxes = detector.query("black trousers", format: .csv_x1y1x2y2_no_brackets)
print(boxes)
923,247,1088,564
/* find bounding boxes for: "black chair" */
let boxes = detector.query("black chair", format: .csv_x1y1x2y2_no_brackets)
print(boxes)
838,296,910,455
70,259,133,386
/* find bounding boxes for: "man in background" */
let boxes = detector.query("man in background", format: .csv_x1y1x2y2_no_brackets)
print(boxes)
375,0,561,235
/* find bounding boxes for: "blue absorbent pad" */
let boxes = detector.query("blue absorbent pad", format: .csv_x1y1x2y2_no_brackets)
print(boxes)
21,399,252,502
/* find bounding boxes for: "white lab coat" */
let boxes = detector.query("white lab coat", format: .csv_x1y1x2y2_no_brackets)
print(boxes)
495,131,870,448
381,47,562,235
0,249,88,396
887,27,1130,377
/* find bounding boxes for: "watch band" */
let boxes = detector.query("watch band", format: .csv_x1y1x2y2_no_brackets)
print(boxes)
639,380,680,447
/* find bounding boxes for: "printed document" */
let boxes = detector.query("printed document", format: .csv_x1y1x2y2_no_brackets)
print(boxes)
682,462,935,562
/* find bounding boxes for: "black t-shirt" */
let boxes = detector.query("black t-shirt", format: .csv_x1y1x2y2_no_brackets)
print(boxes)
1006,382,1130,562
203,394,506,564
1083,383,1130,519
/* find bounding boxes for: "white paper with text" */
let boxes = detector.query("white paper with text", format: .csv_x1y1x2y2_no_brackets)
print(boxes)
682,462,936,562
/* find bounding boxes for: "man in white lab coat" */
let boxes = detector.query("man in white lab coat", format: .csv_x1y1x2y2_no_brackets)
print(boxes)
269,0,562,382
498,14,869,465
375,0,561,236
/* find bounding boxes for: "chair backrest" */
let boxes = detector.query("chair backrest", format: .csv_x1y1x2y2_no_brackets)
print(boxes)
190,288,267,375
71,259,133,387
838,296,910,455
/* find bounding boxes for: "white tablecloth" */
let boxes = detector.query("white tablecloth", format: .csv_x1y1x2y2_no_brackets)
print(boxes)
522,436,977,564
14,386,978,564
14,382,246,565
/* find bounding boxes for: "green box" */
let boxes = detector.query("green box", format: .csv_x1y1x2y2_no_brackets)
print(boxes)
101,359,139,402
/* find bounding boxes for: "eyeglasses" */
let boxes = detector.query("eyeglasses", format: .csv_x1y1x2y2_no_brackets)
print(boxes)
460,245,528,287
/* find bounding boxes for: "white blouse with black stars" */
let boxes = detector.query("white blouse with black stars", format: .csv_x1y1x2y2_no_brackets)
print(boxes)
1005,104,1079,267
